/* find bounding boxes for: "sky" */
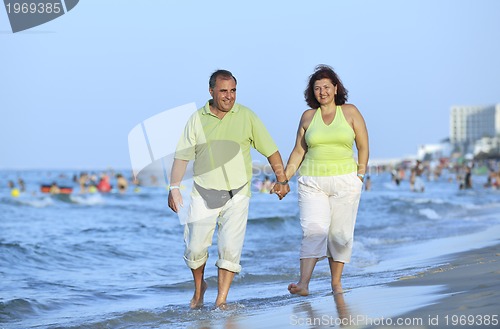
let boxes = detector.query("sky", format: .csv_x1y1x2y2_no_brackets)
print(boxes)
1,0,499,170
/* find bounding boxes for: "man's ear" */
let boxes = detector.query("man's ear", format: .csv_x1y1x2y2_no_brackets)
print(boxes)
209,87,214,97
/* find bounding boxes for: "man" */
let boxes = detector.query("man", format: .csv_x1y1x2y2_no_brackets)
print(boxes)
168,69,289,309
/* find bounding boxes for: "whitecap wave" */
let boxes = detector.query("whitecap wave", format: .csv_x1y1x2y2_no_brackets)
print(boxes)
418,208,441,220
69,194,105,205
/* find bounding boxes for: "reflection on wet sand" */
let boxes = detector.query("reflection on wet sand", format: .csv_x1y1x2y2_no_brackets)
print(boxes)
189,307,243,329
291,292,357,328
334,292,352,326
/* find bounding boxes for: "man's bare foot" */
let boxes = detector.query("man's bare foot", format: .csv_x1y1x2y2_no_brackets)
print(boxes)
189,281,207,309
214,302,228,310
288,282,309,296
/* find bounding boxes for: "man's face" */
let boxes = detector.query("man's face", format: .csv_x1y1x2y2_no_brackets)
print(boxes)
210,77,236,113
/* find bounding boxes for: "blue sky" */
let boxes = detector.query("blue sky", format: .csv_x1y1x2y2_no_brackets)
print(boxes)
1,0,499,170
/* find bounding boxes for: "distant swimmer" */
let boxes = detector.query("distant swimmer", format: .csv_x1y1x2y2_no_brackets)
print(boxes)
260,176,274,193
88,185,98,194
97,174,112,193
410,160,425,192
364,174,372,191
460,165,473,190
9,180,20,197
49,182,61,194
17,178,26,192
79,172,88,194
116,174,128,193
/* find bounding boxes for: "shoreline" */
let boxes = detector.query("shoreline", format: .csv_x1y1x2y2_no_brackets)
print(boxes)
381,243,499,329
200,229,500,329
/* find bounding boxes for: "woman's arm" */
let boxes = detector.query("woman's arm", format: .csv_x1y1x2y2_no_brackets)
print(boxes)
284,110,314,179
348,104,369,178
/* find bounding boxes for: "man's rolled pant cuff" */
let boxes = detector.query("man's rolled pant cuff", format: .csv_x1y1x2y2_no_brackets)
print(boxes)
184,254,208,270
216,259,241,273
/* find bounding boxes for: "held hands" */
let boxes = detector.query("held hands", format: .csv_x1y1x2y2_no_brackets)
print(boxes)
270,180,290,200
168,188,183,213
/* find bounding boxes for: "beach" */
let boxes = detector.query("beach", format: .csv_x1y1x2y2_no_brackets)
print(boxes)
223,230,500,329
145,242,499,329
389,243,500,329
1,169,499,328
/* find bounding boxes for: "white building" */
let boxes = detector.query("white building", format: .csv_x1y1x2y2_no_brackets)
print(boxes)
450,104,500,153
474,136,500,158
417,142,452,160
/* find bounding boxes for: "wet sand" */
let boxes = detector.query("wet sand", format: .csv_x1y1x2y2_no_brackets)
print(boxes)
204,233,499,329
382,243,500,328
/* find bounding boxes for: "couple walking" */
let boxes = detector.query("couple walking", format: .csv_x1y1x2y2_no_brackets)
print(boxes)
167,65,369,309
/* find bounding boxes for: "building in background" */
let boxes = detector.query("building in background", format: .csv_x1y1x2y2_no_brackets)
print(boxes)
450,104,500,157
417,140,452,161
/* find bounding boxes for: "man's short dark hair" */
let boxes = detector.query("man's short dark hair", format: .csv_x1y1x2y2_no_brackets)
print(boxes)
209,69,237,89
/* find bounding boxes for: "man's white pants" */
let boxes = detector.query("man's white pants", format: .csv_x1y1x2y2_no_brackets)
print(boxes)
183,194,250,273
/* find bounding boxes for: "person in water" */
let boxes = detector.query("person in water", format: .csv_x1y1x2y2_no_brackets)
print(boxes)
168,69,289,309
276,65,369,295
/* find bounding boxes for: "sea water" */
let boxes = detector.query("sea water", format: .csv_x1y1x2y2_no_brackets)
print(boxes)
1,169,499,328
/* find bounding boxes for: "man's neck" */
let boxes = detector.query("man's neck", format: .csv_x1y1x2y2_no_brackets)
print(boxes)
210,104,229,119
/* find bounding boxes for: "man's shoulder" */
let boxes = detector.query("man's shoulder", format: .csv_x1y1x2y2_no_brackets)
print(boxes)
233,103,254,114
197,101,210,114
234,104,263,122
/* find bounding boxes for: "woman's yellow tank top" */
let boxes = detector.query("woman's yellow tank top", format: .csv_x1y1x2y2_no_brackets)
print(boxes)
299,106,357,176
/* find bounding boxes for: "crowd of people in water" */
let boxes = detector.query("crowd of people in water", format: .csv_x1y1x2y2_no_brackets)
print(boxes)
6,170,139,197
386,158,500,192
4,159,500,198
75,172,132,194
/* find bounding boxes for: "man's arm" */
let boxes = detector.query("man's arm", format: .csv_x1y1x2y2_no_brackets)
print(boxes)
168,159,189,213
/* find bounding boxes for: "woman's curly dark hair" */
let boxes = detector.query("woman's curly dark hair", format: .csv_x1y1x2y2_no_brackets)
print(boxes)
304,65,348,108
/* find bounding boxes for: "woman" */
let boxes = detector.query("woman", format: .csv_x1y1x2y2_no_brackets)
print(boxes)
277,65,369,295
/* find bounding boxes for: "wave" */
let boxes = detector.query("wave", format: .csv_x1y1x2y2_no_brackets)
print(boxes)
2,195,54,208
0,298,39,322
58,303,249,329
247,215,293,223
0,242,44,268
56,292,299,329
418,208,441,220
67,194,105,205
150,271,297,293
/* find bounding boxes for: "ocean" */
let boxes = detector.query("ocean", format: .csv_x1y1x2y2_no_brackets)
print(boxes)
1,168,499,328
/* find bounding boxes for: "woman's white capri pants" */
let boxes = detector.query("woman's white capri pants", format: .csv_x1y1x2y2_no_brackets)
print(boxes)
298,173,363,263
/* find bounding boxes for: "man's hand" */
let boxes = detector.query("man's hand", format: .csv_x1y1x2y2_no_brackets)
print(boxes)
168,188,183,213
270,182,290,200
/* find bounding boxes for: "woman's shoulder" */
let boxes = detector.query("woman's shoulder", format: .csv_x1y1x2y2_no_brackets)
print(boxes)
301,108,316,118
300,108,316,122
341,103,362,117
341,103,360,112
299,109,317,130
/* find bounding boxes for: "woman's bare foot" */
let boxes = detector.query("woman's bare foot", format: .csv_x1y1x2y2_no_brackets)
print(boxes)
190,281,207,309
288,282,309,296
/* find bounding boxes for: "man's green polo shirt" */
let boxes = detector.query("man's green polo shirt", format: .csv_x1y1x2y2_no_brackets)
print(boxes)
175,101,278,195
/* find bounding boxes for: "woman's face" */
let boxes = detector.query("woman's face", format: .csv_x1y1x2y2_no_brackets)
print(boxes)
313,78,337,106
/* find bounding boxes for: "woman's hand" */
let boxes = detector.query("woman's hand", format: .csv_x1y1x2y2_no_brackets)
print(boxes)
270,181,290,200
